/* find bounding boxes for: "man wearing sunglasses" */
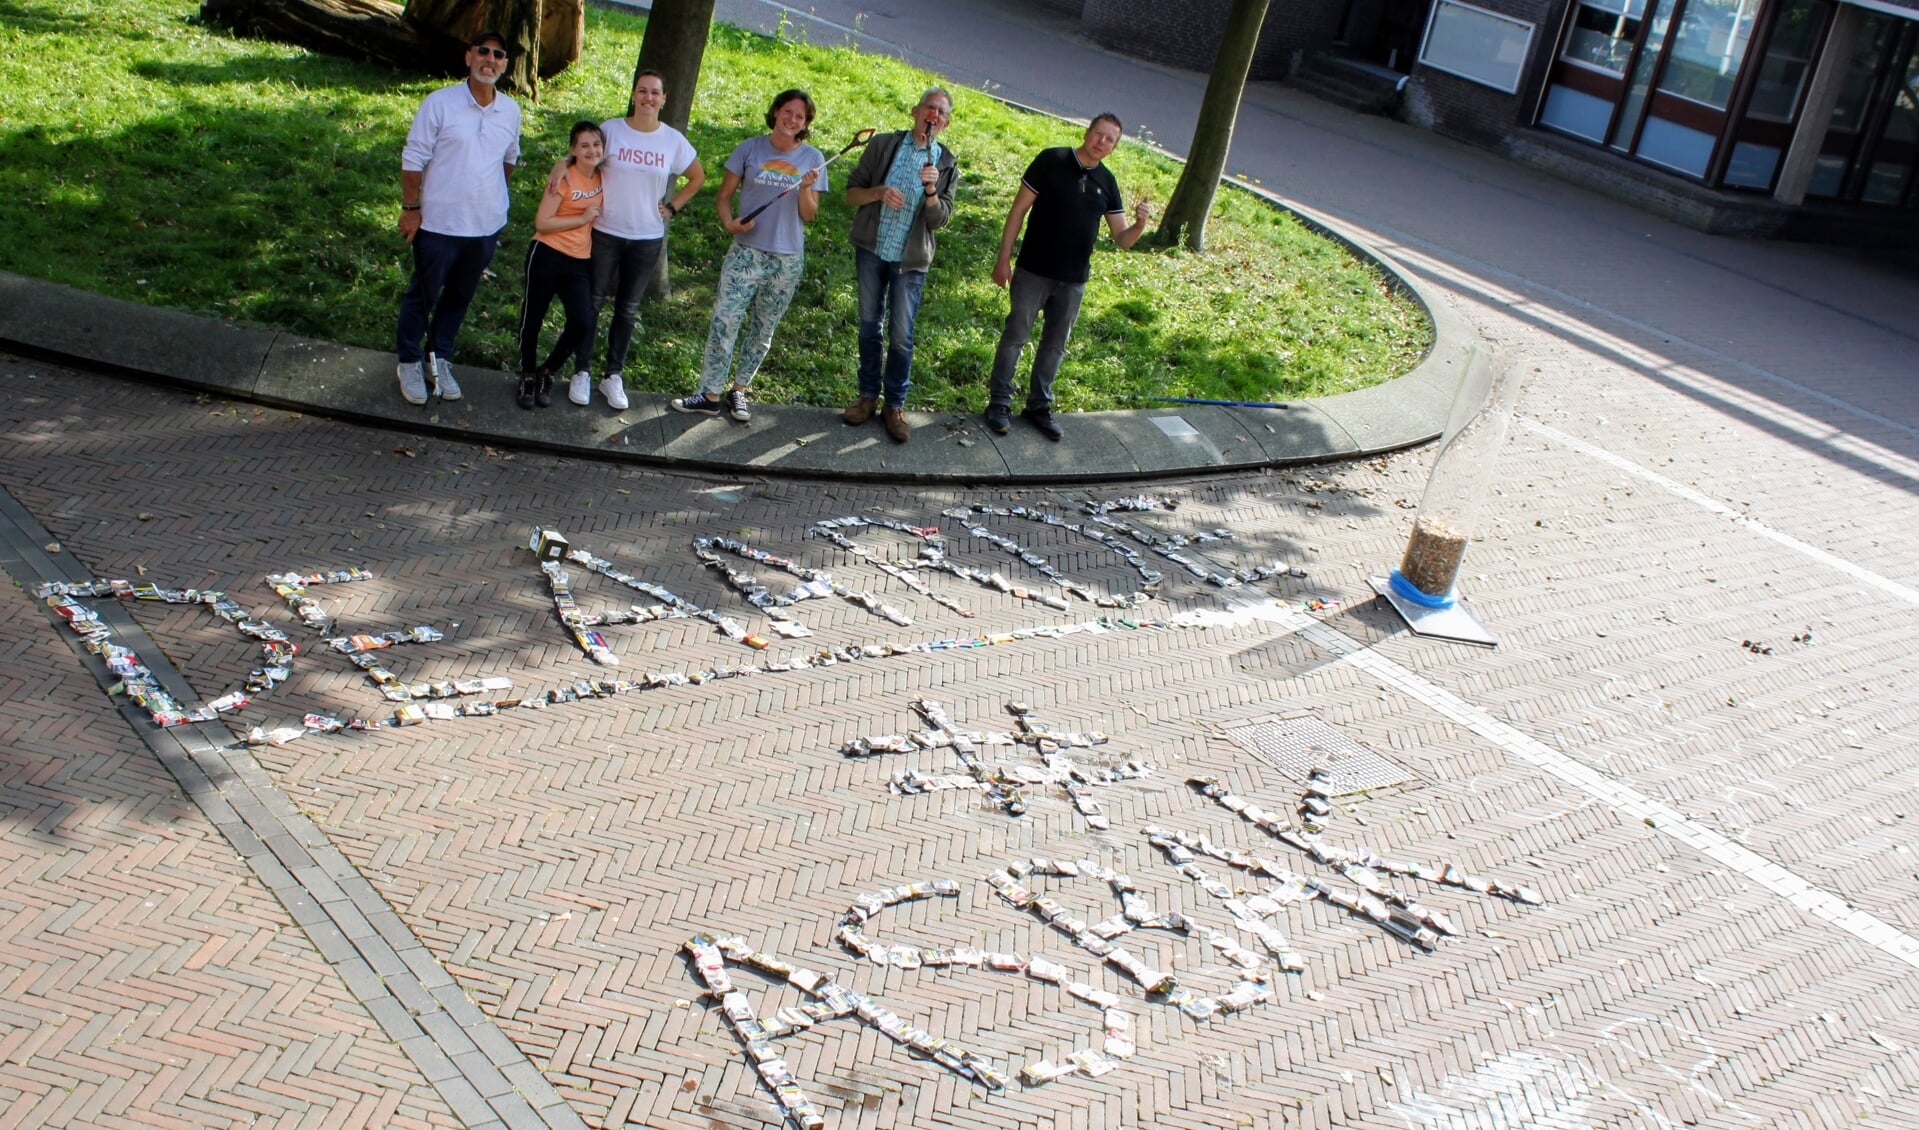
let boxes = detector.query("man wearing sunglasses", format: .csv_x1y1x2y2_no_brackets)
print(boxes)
986,113,1149,442
394,31,522,407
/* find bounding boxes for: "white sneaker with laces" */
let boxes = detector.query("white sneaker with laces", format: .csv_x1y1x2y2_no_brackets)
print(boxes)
397,360,428,405
429,356,462,401
569,370,592,406
599,374,629,411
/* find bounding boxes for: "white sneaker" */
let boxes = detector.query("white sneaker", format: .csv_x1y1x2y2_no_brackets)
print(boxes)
429,356,461,401
599,374,629,411
569,370,592,406
397,360,428,405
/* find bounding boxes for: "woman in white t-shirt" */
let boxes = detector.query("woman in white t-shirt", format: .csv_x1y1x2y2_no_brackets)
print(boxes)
669,89,825,424
548,68,705,410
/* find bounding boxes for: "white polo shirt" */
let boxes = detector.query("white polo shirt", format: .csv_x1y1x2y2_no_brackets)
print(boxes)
402,81,521,238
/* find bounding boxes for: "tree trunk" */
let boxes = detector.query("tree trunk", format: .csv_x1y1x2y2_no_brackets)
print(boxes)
632,0,715,298
489,0,543,98
200,0,427,65
1150,0,1270,253
202,0,578,87
400,0,541,96
634,0,715,132
538,0,583,79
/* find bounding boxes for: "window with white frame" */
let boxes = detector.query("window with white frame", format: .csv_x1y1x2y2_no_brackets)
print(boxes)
1420,1,1537,94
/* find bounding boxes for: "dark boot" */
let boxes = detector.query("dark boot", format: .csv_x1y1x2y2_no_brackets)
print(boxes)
882,406,910,444
516,370,538,410
1022,406,1062,441
535,369,554,408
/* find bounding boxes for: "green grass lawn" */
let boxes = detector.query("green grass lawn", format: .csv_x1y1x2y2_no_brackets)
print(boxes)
0,0,1432,411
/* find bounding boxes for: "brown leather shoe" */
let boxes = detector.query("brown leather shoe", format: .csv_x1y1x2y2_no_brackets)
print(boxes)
882,406,910,444
842,395,877,425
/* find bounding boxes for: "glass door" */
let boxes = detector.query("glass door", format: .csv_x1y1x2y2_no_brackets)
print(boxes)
1721,0,1833,188
1540,0,1659,142
1634,0,1762,177
1610,2,1676,148
1859,46,1919,205
1808,14,1899,198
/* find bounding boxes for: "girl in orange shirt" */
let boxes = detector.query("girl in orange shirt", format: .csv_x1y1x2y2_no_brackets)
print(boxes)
517,121,605,409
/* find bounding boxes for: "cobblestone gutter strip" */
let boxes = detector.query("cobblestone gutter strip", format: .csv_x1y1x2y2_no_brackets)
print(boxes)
0,485,587,1130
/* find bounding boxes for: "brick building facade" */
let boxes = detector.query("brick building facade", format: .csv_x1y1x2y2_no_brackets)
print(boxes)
1067,0,1919,234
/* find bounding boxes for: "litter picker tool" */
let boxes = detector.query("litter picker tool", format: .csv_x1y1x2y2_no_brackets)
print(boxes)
737,128,877,223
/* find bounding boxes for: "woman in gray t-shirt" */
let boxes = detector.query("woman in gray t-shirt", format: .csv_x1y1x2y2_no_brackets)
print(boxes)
669,89,826,423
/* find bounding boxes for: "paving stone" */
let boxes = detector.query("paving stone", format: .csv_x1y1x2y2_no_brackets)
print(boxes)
4,9,1919,1128
0,537,456,1127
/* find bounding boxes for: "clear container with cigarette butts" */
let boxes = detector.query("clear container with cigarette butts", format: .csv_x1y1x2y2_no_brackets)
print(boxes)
1374,345,1523,644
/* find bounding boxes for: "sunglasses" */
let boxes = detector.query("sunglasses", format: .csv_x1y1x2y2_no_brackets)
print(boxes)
473,46,507,59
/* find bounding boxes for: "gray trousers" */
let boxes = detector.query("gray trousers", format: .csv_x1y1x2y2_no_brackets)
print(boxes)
987,267,1084,411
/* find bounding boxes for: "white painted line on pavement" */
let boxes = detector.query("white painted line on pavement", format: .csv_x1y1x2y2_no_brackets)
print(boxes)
1520,417,1919,608
1211,602,1919,969
1229,604,1919,974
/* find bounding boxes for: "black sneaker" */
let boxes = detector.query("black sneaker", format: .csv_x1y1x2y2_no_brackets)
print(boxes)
670,393,723,415
516,370,538,410
985,404,1011,435
535,369,554,408
724,388,751,422
1022,406,1062,441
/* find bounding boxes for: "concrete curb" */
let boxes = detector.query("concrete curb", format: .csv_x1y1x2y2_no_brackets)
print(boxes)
0,213,1471,482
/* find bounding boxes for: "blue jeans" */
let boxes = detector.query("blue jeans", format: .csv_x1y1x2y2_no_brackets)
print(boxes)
395,228,499,364
987,267,1083,411
855,247,927,409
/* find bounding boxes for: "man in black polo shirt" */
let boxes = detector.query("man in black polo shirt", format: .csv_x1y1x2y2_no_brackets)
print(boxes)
986,113,1150,441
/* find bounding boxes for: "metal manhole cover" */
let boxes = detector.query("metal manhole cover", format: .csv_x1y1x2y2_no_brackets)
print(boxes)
1223,716,1414,795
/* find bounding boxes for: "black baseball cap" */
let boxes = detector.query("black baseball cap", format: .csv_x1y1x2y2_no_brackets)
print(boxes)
469,30,508,51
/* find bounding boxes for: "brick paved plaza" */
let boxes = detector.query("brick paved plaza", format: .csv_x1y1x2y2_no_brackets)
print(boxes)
4,274,1919,1128
6,3,1919,1126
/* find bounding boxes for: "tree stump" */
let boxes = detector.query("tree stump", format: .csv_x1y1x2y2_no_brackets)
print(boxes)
200,0,579,87
539,0,582,79
199,0,428,67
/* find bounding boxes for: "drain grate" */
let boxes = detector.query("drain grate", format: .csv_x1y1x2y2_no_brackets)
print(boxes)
1222,716,1414,795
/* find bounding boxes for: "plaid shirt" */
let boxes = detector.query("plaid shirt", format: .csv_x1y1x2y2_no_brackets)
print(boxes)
873,133,943,263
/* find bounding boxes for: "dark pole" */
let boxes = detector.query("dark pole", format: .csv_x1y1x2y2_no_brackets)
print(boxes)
632,0,714,130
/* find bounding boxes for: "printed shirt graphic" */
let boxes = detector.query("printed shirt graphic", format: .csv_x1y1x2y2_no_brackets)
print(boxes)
595,119,697,240
534,167,603,259
725,134,827,257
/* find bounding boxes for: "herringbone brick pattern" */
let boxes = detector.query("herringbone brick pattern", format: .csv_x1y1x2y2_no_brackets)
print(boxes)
4,321,1919,1130
0,520,456,1126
